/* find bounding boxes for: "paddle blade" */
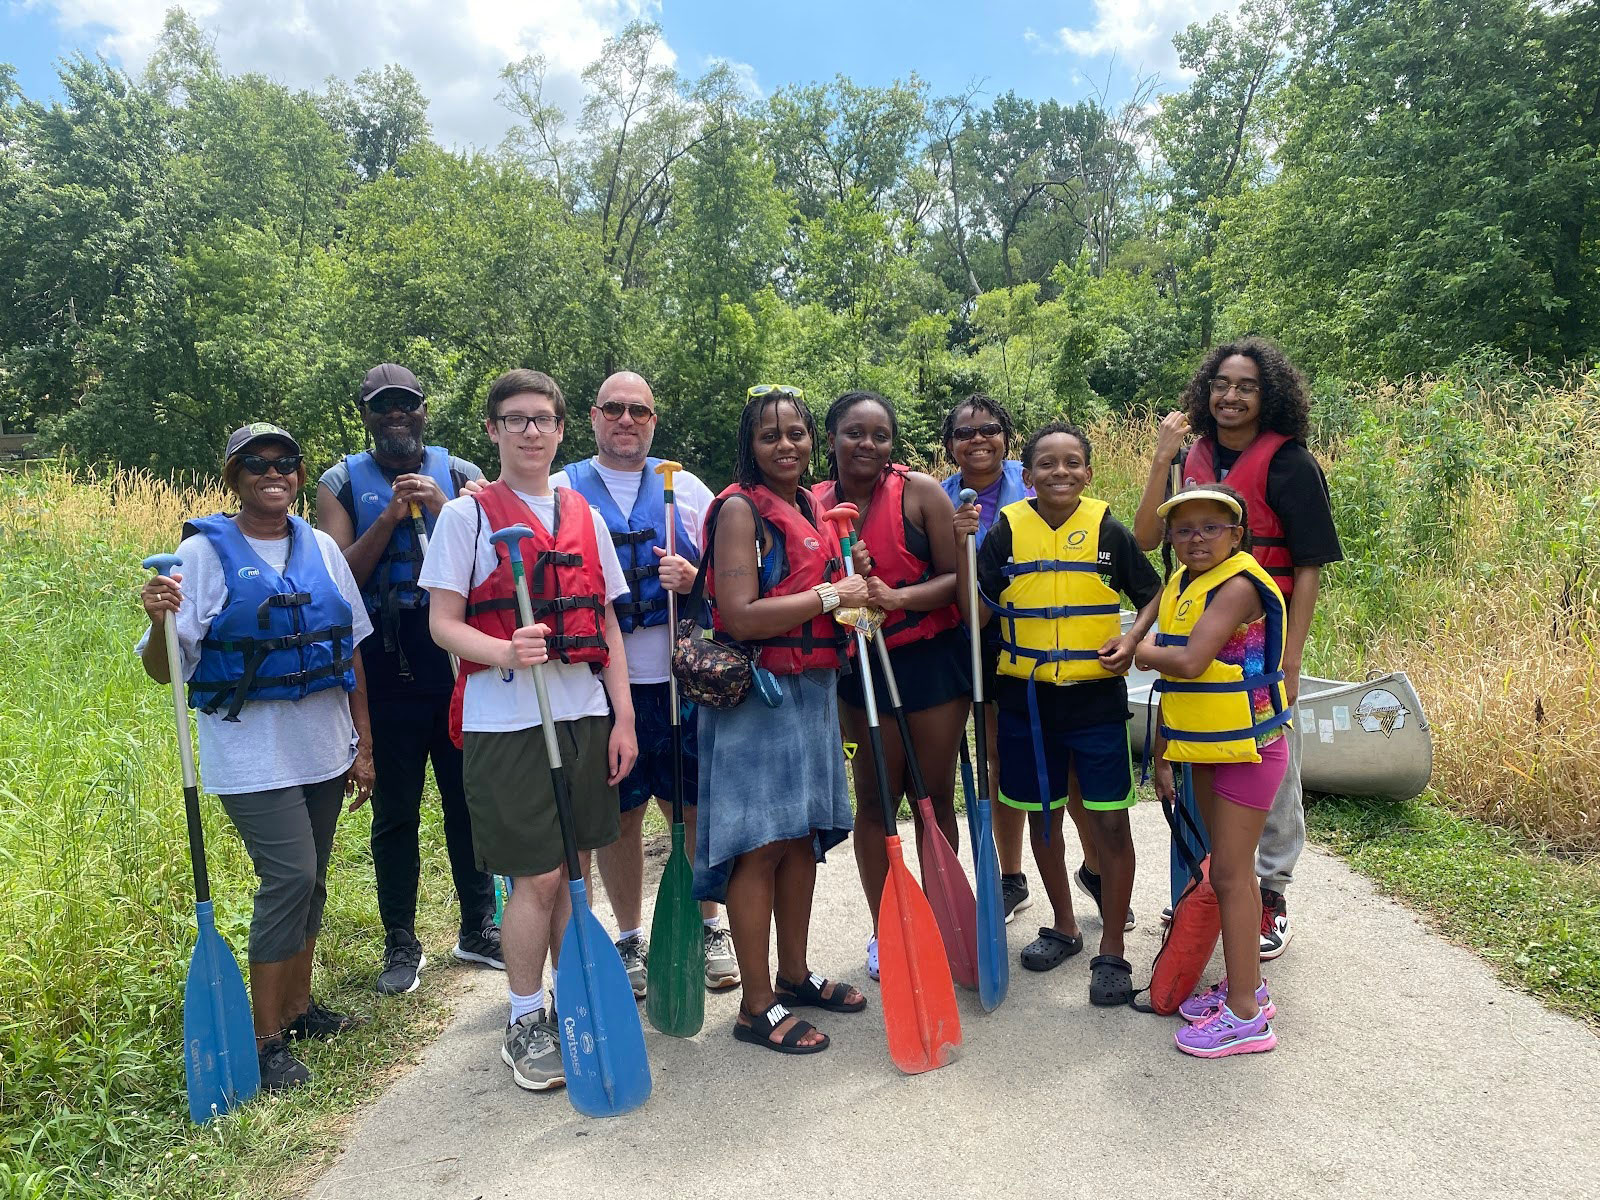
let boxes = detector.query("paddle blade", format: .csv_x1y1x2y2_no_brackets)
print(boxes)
183,902,259,1124
877,837,962,1074
912,795,979,990
971,796,1010,1012
557,881,652,1117
645,825,705,1038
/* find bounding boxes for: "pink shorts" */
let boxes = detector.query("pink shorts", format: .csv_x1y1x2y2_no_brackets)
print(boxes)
1210,735,1290,812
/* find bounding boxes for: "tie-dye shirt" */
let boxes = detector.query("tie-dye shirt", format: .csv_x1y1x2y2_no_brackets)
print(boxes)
1218,616,1286,750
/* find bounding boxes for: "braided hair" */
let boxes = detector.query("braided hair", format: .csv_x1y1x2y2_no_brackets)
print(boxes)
733,392,818,488
823,390,898,481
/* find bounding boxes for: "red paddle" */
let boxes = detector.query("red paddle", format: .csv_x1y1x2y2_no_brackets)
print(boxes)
824,504,961,1074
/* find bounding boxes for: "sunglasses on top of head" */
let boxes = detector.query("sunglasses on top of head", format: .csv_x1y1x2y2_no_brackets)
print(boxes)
747,383,805,401
595,400,656,422
364,391,424,415
237,453,304,476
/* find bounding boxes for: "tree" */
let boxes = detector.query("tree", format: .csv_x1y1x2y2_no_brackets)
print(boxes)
321,65,432,181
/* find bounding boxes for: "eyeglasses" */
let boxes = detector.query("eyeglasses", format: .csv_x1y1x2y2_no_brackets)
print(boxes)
494,412,561,434
596,400,656,423
1208,377,1260,399
237,453,303,476
1168,522,1240,544
364,391,423,415
952,422,1004,442
747,383,805,401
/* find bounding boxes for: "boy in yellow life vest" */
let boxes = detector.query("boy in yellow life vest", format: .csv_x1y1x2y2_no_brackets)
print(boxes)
1135,483,1292,1058
955,422,1161,1006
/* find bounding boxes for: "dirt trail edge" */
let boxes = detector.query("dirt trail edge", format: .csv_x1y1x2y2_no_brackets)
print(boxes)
308,802,1599,1200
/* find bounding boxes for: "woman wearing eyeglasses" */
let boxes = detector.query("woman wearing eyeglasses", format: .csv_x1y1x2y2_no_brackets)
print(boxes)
1131,338,1341,961
139,423,376,1093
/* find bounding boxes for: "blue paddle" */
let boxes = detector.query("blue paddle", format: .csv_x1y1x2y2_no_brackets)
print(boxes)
143,554,261,1123
490,525,651,1118
958,489,1010,1012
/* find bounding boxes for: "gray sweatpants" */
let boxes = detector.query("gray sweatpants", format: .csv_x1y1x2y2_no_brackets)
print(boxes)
1255,725,1305,893
217,773,345,963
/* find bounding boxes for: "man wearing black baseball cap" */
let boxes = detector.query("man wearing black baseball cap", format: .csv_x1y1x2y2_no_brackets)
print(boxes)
317,364,500,995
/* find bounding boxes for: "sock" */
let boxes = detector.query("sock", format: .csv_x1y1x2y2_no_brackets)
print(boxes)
508,987,544,1026
703,916,723,930
615,927,642,943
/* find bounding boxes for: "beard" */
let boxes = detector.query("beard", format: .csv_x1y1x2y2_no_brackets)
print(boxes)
375,429,422,461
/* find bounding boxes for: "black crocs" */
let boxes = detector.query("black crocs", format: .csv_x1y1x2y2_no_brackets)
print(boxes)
775,971,867,1013
1088,954,1134,1006
1020,927,1083,972
733,1002,830,1055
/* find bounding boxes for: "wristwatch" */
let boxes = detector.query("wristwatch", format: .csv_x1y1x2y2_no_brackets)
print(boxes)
813,582,841,614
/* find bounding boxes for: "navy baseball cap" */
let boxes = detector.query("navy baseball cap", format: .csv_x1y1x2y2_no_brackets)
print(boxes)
359,363,425,405
224,422,301,463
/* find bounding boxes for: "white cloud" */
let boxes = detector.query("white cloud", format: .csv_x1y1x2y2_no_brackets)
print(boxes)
1044,0,1240,76
36,0,672,148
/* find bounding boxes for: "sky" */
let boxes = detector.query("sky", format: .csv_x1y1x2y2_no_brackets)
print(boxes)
1,0,1239,148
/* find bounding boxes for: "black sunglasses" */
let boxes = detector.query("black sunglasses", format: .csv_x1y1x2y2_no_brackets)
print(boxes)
238,453,304,476
595,400,657,422
365,391,424,415
951,422,1004,442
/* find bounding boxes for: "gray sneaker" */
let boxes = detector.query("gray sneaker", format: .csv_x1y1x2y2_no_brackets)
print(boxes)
501,1008,564,1092
615,933,648,998
703,925,740,991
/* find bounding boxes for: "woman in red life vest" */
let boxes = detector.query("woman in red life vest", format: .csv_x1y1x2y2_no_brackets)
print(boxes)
697,386,875,1055
813,391,967,982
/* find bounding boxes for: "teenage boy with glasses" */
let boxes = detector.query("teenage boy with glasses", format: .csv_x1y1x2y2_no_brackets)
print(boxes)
1132,337,1342,961
317,364,500,997
552,372,738,997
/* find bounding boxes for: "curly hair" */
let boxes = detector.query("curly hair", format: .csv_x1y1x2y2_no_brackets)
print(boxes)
1020,421,1092,470
733,392,817,488
1179,337,1309,443
940,392,1016,454
823,390,898,481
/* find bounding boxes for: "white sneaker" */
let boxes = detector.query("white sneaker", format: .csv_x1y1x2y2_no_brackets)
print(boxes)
866,936,879,981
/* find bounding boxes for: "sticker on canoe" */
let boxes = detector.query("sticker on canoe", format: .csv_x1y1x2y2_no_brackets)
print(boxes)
1333,705,1351,731
1355,688,1410,738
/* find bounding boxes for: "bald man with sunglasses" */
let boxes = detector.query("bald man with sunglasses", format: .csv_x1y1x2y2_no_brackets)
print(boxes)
552,372,738,996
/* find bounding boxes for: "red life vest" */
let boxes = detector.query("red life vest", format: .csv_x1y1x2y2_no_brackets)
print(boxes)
707,483,847,675
448,482,610,745
813,465,961,650
1183,432,1296,598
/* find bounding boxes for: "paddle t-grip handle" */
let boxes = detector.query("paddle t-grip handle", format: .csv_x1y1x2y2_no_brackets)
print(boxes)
144,553,211,903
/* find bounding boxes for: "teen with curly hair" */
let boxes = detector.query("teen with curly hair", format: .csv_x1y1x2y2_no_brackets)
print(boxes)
1132,337,1341,961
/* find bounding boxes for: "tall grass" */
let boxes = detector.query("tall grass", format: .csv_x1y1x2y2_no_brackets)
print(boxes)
0,464,463,1200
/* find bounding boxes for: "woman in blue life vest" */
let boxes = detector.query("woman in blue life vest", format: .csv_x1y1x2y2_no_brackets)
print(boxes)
139,423,376,1094
698,385,873,1056
1136,483,1291,1059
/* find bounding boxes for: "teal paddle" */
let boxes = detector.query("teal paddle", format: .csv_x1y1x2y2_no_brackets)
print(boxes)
958,487,1010,1012
645,460,705,1037
491,525,652,1118
143,554,261,1123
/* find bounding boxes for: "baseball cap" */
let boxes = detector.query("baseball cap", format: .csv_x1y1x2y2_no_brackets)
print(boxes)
359,363,424,405
1156,487,1243,521
225,422,301,463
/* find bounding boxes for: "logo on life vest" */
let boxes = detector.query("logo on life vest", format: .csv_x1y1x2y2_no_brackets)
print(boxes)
237,567,260,581
1066,529,1087,547
360,491,381,507
1177,599,1193,619
804,536,820,551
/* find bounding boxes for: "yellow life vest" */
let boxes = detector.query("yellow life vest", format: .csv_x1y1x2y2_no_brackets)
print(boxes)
1155,551,1291,765
992,497,1122,686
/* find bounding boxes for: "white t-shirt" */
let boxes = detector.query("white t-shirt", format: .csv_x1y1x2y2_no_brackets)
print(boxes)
551,461,714,685
135,526,373,795
418,486,629,732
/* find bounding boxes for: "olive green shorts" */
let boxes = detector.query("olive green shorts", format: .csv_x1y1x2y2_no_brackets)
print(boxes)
461,715,621,877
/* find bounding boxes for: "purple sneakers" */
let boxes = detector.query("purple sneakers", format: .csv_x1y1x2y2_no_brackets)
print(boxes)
1174,1002,1277,1058
1179,978,1275,1025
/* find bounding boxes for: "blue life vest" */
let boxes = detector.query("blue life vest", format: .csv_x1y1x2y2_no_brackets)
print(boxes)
185,514,357,722
941,459,1028,543
563,457,699,634
346,446,456,619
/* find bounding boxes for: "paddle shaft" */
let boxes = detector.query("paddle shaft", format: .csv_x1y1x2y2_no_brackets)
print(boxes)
659,466,684,825
148,561,211,903
868,605,932,802
833,534,898,830
961,490,993,806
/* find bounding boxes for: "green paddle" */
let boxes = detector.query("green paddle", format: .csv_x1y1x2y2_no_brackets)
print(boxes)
646,460,705,1037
